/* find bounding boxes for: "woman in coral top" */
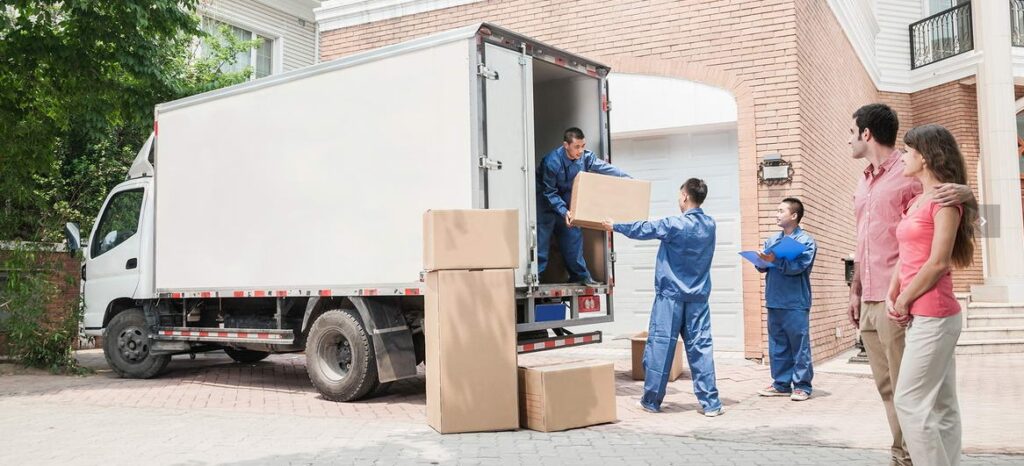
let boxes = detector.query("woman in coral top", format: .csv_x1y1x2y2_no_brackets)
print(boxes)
887,124,977,466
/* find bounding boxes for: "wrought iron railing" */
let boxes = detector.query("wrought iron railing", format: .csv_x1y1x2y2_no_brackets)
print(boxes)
1012,0,1024,47
910,2,974,69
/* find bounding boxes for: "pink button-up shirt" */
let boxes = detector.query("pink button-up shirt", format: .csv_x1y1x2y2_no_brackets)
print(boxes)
853,150,922,302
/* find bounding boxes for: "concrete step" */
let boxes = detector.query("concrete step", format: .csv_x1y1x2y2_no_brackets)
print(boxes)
965,314,1024,328
956,339,1024,355
966,302,1024,316
958,327,1024,341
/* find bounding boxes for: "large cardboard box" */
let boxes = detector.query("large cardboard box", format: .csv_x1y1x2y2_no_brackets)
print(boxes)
424,269,519,434
630,331,685,382
423,209,519,271
518,360,617,432
569,172,651,230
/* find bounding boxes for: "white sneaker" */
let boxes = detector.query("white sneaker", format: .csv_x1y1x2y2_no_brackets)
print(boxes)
790,389,810,401
703,408,723,417
637,400,659,413
757,385,791,397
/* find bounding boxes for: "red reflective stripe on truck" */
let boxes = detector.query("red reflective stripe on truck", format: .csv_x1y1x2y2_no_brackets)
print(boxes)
360,289,378,296
171,293,182,299
275,290,286,297
404,288,420,296
254,290,266,297
319,289,331,296
200,291,211,298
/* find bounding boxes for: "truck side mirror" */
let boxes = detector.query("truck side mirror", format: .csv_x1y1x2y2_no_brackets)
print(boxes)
64,222,81,254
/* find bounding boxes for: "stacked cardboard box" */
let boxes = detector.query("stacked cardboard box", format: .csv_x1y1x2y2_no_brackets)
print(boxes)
422,209,519,434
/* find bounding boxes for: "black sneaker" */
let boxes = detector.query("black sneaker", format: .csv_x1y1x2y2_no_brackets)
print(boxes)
578,278,601,287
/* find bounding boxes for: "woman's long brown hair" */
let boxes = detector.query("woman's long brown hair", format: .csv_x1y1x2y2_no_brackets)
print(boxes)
903,124,978,268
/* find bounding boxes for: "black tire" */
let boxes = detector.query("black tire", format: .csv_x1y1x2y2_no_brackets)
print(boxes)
224,348,270,364
103,308,170,378
305,309,379,402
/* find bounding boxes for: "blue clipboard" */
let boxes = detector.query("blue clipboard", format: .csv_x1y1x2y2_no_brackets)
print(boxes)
767,236,808,260
739,251,775,268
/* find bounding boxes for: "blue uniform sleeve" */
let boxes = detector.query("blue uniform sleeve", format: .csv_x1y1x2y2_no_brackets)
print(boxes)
586,153,630,178
613,217,678,241
776,235,816,276
540,160,569,217
756,237,769,273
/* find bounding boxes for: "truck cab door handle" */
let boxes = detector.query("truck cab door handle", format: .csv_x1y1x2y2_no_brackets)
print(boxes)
126,258,137,270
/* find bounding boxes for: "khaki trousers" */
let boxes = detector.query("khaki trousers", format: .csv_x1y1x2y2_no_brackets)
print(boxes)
895,315,963,466
861,301,911,465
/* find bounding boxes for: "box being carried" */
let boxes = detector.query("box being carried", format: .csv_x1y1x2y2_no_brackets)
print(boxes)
569,172,651,230
518,360,617,432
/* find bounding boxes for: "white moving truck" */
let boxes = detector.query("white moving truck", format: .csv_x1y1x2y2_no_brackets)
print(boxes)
65,23,617,401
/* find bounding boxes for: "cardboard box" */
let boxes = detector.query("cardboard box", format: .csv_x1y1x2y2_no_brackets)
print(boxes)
424,269,518,434
630,331,685,382
423,209,519,271
569,172,651,230
518,360,617,432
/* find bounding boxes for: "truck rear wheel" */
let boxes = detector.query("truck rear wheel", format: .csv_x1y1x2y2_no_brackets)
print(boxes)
103,308,170,378
305,309,379,402
224,348,270,364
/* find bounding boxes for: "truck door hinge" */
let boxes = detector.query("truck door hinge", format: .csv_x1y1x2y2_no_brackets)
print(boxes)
479,156,503,170
477,64,499,80
610,251,617,262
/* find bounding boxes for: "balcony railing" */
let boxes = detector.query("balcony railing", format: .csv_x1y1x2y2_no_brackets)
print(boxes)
910,2,974,69
1013,0,1024,47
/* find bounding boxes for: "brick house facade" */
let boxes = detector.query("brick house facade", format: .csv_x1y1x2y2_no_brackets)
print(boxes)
315,0,1015,361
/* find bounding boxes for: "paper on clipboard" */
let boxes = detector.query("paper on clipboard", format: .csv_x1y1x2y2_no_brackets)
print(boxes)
739,251,775,269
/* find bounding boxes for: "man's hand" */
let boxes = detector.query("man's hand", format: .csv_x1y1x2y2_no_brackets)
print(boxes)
600,218,614,232
848,293,861,327
933,183,973,207
565,211,573,227
756,251,776,263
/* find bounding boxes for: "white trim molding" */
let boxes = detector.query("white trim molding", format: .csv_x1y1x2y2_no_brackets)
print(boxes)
315,0,483,32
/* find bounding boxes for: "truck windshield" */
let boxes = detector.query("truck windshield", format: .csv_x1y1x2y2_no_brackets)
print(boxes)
91,189,144,259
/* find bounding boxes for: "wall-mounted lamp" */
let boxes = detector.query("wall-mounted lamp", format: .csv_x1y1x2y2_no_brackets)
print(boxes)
758,153,793,186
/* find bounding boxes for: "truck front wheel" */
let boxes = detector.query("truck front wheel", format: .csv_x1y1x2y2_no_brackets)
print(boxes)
305,309,379,402
103,308,170,378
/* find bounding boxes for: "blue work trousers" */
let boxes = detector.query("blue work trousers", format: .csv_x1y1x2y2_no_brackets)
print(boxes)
640,295,722,412
537,210,591,281
767,307,814,394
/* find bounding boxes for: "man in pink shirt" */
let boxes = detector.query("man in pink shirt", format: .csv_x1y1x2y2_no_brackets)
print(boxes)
848,103,973,466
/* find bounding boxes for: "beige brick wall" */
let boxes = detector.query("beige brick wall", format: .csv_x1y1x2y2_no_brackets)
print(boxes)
792,0,879,361
320,0,897,361
906,81,984,292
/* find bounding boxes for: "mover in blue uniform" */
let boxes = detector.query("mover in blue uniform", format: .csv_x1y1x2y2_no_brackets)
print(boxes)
537,127,629,285
602,178,723,416
755,198,818,401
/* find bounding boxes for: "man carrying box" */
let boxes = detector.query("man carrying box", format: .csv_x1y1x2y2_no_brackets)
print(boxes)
601,178,723,417
538,127,630,285
754,198,818,402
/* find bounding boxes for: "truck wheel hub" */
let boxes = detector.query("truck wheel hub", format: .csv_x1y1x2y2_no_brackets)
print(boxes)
117,327,149,362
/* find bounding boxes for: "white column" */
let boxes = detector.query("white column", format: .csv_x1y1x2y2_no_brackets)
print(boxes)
972,0,1024,303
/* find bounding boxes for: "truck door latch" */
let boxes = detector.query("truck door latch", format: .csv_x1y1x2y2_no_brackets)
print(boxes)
477,64,499,80
479,156,503,170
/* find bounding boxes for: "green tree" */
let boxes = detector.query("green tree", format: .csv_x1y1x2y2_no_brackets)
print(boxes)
1,0,259,241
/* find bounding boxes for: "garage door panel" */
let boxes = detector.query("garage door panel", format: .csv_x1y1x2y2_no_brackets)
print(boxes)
604,129,743,351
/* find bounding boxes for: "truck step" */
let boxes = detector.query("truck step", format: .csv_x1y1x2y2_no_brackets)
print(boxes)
517,331,602,354
153,327,294,345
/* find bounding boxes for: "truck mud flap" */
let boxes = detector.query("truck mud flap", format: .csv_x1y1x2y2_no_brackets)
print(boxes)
349,297,418,383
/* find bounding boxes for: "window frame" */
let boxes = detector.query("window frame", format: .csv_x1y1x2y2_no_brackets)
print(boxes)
199,14,284,80
89,188,145,260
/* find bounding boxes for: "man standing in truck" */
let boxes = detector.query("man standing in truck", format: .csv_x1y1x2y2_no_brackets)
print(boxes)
537,127,630,285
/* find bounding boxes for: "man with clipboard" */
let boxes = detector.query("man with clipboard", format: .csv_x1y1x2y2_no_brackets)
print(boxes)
746,198,818,401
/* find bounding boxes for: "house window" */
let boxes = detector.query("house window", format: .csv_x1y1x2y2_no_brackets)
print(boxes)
201,17,274,79
927,0,969,15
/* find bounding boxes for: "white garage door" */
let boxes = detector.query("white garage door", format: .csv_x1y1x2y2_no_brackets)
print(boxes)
602,130,744,351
